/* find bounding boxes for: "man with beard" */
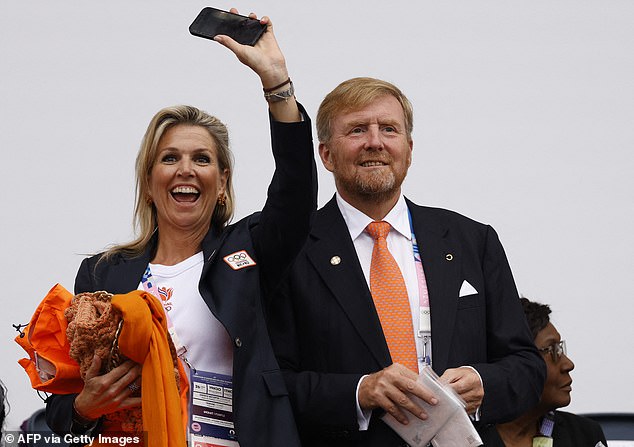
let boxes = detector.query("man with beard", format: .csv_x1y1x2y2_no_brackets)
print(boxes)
267,77,546,446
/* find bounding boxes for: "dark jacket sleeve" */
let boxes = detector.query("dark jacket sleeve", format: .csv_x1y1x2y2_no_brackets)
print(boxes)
251,103,317,298
472,226,546,423
45,393,75,435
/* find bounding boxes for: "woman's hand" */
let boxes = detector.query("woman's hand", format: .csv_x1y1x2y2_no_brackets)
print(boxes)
213,9,301,122
73,355,142,421
213,10,288,88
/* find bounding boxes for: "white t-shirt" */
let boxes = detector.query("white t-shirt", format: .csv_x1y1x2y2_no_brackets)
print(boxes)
142,252,234,376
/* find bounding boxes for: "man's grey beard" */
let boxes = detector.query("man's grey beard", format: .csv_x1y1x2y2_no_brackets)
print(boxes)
336,169,405,204
357,170,396,195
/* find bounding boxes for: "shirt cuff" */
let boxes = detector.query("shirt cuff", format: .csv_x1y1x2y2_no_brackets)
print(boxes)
355,375,372,431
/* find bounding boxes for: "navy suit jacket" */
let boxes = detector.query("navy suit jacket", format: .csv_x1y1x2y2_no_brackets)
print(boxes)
267,196,546,447
45,110,317,447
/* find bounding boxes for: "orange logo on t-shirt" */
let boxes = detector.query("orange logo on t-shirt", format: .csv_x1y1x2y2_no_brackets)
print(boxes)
158,287,173,301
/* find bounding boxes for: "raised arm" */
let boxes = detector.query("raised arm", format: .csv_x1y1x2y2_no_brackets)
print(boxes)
461,226,546,422
214,10,301,123
215,10,317,294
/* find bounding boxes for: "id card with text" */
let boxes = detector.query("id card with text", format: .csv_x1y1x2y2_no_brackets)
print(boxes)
189,369,238,446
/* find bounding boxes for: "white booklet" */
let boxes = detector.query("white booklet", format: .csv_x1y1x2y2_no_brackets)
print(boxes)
381,366,482,447
431,410,483,447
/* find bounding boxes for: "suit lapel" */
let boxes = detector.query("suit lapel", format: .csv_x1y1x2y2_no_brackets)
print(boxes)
407,199,461,373
199,226,230,315
104,250,152,294
307,198,391,367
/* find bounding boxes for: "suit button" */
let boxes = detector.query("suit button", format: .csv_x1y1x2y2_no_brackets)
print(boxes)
234,337,242,347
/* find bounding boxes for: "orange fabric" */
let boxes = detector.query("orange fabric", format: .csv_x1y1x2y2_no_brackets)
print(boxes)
65,291,143,435
15,284,83,394
65,291,123,378
15,284,188,447
112,291,188,447
367,222,419,372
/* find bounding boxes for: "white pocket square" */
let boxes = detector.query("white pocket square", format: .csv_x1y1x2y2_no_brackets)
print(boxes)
459,280,478,297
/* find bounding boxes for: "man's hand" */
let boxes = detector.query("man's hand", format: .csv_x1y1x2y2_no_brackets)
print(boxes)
73,355,142,421
439,366,484,415
358,363,438,425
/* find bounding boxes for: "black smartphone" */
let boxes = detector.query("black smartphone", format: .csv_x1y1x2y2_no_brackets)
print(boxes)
189,7,267,46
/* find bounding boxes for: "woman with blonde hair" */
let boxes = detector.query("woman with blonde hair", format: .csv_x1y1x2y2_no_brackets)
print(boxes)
45,12,315,447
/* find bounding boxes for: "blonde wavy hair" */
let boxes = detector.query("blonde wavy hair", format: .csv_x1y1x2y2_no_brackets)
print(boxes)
105,105,234,259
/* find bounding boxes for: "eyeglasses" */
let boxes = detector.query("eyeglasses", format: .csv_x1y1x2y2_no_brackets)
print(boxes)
538,340,566,363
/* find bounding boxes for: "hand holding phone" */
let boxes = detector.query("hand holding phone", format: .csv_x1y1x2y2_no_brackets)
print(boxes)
190,8,300,121
189,7,267,46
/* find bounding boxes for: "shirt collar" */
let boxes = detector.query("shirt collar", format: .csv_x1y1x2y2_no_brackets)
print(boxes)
336,193,412,242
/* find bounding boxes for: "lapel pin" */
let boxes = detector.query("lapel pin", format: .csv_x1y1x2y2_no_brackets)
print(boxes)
445,253,453,261
330,255,341,266
224,250,257,270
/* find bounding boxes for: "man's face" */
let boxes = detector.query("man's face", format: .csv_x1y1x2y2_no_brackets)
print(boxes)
319,95,413,205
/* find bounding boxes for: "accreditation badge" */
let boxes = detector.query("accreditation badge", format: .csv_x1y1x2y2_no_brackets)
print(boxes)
189,370,238,447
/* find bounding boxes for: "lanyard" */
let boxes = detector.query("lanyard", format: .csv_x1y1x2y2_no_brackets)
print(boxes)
141,266,188,360
408,210,432,366
539,411,555,436
533,412,555,447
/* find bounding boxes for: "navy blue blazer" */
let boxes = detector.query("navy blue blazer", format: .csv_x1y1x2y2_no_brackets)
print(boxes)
267,197,546,447
477,411,607,446
46,110,317,447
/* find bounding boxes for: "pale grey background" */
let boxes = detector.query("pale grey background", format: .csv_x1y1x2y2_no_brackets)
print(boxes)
2,0,633,431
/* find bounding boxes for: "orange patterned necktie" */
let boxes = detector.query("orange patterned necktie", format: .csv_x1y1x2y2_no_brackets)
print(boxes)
366,221,418,372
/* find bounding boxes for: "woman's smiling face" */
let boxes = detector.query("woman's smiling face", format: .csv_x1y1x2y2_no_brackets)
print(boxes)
148,124,228,236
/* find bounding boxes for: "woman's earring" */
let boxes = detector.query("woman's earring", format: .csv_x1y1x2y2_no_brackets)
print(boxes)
217,192,227,206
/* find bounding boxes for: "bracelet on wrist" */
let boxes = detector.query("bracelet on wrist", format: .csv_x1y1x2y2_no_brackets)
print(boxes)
263,77,291,93
264,81,295,103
